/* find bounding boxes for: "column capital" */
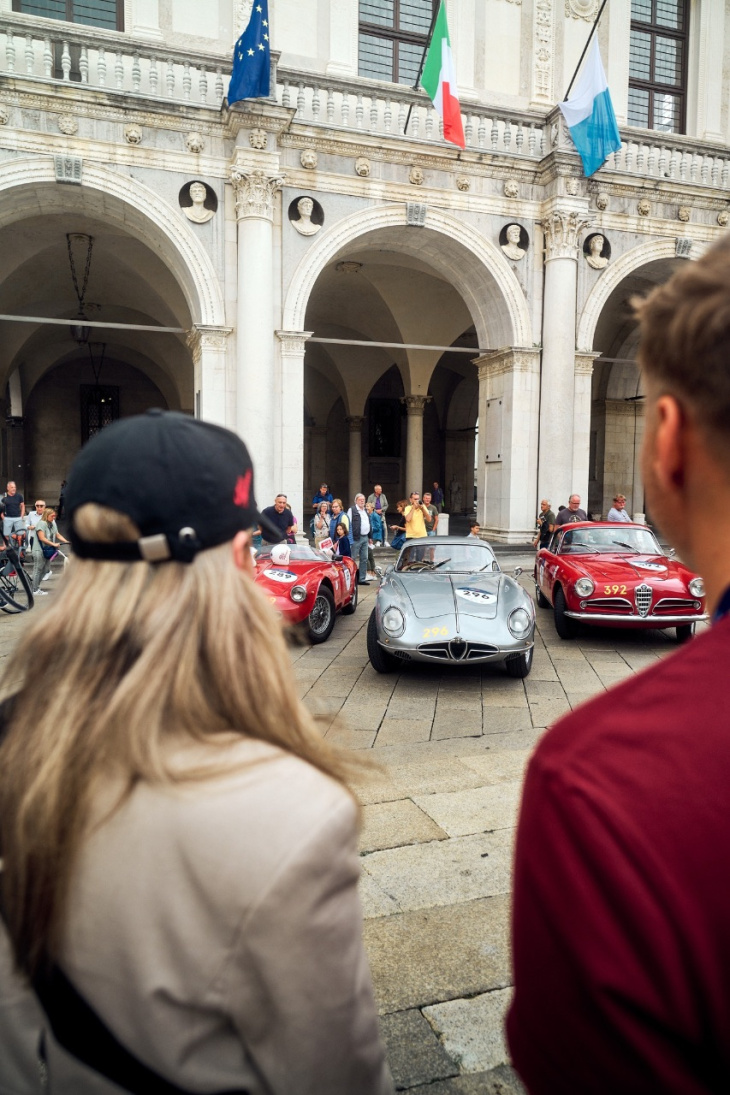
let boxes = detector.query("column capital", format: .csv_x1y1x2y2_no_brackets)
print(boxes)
474,347,540,381
230,167,285,221
275,330,313,357
400,394,432,416
345,415,365,431
574,350,601,376
540,209,591,260
186,324,233,364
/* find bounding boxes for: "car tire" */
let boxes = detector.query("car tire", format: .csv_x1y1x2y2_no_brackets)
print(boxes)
307,586,336,644
554,586,577,640
367,610,399,673
505,645,534,678
676,622,695,644
534,580,550,609
342,578,358,615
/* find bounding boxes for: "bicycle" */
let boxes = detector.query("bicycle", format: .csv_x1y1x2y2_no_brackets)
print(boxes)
0,542,35,613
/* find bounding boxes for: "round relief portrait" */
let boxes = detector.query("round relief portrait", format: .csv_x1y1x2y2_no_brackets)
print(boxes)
179,181,218,224
499,223,529,261
583,232,611,270
288,195,325,237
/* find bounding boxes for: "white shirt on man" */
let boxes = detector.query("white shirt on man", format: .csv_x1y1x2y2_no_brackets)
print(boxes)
348,505,370,538
607,507,632,523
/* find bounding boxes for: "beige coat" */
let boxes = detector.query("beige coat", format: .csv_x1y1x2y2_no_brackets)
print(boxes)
0,737,393,1095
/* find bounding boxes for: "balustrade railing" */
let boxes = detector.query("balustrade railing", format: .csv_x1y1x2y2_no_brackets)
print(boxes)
2,17,730,190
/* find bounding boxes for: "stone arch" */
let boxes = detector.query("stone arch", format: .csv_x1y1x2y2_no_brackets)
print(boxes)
283,203,532,349
577,236,711,352
0,157,225,327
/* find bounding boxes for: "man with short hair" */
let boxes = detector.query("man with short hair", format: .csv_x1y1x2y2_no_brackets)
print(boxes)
404,492,428,539
467,520,481,539
509,234,730,1093
366,485,388,516
422,492,439,536
311,483,333,511
607,494,632,522
260,494,297,544
554,493,587,525
1,481,25,540
532,499,556,548
347,494,371,584
432,482,444,512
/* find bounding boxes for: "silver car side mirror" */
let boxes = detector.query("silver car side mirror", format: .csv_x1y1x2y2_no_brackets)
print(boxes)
514,566,523,578
667,548,676,559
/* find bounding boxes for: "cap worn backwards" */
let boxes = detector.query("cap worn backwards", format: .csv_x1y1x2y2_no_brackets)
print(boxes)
66,410,275,563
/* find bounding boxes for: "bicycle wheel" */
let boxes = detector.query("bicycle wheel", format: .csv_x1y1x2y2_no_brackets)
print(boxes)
0,551,34,613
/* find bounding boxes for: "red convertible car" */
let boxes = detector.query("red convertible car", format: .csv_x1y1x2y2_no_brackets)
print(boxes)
535,522,707,642
254,543,358,643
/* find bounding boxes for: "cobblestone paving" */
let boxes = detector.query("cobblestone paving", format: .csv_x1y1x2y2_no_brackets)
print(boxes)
0,555,705,1093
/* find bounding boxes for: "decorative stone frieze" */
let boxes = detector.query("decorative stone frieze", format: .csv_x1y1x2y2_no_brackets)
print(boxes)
355,156,370,177
124,124,142,145
54,155,82,184
57,114,77,135
677,205,691,222
235,0,254,34
0,105,9,125
300,148,317,169
675,237,693,258
186,325,233,364
474,348,540,380
565,0,598,17
250,127,268,150
638,197,651,216
718,211,729,227
504,178,519,198
595,191,609,211
533,0,554,104
409,165,424,186
456,176,470,192
230,168,285,221
406,202,427,227
565,177,580,196
574,351,599,376
276,330,313,358
541,209,591,260
185,131,205,153
400,395,432,415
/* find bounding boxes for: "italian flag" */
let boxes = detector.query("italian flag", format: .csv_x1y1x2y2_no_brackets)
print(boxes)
420,2,465,149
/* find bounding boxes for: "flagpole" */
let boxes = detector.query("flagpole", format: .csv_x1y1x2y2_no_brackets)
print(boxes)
403,0,441,135
563,0,610,101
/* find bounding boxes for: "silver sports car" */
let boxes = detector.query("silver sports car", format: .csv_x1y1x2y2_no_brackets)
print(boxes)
367,537,535,676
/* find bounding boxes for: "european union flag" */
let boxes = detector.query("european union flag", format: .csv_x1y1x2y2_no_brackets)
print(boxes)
228,0,270,105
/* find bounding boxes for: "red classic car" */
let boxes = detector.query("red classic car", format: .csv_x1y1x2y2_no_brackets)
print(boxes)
535,522,707,642
254,543,358,643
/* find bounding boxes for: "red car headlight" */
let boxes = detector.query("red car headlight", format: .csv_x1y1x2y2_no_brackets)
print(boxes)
574,577,595,597
290,585,308,603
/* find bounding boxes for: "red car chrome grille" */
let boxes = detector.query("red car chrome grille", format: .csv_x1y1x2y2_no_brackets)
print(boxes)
653,597,700,615
635,583,653,617
582,597,633,614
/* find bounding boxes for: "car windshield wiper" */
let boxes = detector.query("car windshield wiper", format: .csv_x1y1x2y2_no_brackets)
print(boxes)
612,541,639,552
433,558,451,570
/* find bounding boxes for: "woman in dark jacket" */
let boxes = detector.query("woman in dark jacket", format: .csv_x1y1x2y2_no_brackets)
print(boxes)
333,522,352,557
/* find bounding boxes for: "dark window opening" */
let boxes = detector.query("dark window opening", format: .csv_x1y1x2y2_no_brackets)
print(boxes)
358,0,437,85
369,398,402,457
628,0,688,133
12,0,123,32
80,385,119,443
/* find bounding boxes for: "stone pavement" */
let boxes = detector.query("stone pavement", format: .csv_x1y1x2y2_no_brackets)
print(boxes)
0,554,703,1094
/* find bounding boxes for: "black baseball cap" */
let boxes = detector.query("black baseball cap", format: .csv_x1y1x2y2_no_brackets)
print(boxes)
66,409,281,562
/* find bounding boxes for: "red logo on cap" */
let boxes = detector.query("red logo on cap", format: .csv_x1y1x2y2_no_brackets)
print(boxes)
233,470,252,508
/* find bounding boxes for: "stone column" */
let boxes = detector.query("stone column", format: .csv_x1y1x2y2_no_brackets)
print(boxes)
474,348,541,543
401,395,431,496
186,325,233,428
345,415,364,506
572,351,600,511
230,166,285,508
538,209,590,509
275,330,312,537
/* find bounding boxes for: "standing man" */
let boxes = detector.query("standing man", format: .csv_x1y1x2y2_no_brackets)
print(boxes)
432,482,444,512
25,499,45,552
554,493,587,525
366,484,388,516
1,481,25,540
422,492,439,536
607,493,632,522
532,499,556,548
260,494,297,544
508,236,730,1093
404,492,428,539
467,520,481,539
347,494,371,584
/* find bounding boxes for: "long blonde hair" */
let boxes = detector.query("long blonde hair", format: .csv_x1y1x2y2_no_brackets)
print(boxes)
0,504,355,978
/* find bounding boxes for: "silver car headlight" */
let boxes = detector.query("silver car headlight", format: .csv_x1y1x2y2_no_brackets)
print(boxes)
290,585,307,603
508,608,532,638
688,577,705,598
574,577,595,597
382,606,405,636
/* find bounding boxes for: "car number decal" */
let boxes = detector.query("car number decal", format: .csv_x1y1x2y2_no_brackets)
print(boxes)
631,559,667,573
456,588,497,604
343,569,352,591
263,568,298,583
423,626,449,638
603,584,627,596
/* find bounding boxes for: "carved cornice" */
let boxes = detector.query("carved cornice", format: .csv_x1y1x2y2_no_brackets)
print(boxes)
574,351,600,376
400,395,432,415
230,167,285,221
540,209,591,259
276,329,313,357
474,347,540,379
186,324,233,363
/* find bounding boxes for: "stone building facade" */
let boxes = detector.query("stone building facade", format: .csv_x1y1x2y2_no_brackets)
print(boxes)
0,0,728,539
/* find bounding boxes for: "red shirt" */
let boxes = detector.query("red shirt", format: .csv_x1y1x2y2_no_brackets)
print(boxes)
508,617,730,1095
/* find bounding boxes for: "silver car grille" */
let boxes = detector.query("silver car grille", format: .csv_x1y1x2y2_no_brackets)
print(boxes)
635,583,652,617
653,597,700,615
417,640,500,661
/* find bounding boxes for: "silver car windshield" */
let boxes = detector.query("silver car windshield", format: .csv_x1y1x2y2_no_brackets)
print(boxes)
559,527,661,555
396,542,497,574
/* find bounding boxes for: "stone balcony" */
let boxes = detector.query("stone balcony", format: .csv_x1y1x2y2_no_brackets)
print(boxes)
2,13,730,199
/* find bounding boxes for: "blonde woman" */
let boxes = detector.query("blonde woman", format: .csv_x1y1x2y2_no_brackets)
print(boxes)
312,499,330,546
30,505,69,596
0,412,392,1095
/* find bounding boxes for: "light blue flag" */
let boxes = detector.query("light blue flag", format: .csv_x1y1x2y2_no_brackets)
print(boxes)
559,39,621,177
